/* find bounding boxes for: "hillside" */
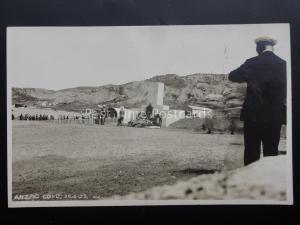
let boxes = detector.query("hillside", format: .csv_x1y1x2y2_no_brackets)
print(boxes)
12,73,246,112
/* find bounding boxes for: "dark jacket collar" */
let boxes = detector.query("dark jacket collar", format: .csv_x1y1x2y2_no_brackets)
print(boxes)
261,50,274,56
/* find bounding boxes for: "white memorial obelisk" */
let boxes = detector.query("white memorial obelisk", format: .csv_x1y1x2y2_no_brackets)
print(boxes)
142,82,169,127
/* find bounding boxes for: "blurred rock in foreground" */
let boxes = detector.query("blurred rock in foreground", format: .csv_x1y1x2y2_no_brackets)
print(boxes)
111,155,286,200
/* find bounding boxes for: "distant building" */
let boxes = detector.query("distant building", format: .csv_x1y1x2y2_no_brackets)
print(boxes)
185,105,213,118
204,94,224,102
41,101,48,107
81,108,96,118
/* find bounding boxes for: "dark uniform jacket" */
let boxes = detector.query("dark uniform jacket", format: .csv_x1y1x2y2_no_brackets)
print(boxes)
228,51,286,124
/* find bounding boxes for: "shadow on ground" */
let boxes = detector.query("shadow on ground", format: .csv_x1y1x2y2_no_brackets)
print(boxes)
173,168,218,176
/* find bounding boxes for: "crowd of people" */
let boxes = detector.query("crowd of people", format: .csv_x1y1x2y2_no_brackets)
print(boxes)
13,113,54,121
12,113,80,121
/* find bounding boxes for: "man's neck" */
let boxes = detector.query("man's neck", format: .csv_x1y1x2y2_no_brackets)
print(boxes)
262,45,274,53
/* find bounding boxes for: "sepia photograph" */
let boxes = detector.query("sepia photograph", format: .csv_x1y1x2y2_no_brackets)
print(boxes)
7,24,293,207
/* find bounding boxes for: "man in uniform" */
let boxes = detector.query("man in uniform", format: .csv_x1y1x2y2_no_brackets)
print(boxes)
228,37,286,165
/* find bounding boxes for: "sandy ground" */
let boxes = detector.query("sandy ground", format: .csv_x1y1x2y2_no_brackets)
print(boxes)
11,120,286,200
113,156,287,201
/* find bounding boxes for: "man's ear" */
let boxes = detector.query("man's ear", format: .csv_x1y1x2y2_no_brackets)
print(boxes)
256,43,267,54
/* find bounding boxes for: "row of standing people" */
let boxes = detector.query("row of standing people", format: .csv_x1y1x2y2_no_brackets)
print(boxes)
13,113,54,121
12,113,80,121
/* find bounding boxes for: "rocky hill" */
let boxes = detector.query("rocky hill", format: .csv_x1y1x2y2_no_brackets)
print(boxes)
12,73,246,112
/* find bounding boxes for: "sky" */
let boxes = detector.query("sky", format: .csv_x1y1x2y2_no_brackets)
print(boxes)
7,24,290,90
